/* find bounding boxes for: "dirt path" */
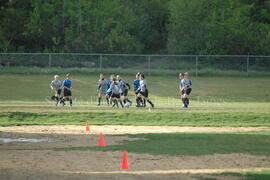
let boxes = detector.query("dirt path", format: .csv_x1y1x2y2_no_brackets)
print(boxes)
1,125,270,135
1,126,270,180
63,167,270,175
0,149,269,180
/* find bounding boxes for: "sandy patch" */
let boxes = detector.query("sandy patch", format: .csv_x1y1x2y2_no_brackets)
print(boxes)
0,126,269,180
0,125,269,135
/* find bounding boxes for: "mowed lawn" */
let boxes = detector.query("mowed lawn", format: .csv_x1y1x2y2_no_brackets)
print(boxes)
1,74,270,102
1,74,270,179
57,131,270,156
1,74,270,127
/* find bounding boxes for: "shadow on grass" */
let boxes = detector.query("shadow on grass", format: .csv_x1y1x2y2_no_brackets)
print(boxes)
220,171,270,180
1,111,270,127
55,133,270,156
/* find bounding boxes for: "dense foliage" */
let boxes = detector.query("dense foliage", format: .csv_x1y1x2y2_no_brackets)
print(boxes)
0,0,269,55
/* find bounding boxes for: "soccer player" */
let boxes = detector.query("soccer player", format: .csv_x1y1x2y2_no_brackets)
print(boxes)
179,72,185,106
134,72,143,107
181,72,192,108
50,75,62,106
106,78,112,106
107,76,123,108
97,73,109,106
60,73,73,106
117,75,132,106
136,73,154,108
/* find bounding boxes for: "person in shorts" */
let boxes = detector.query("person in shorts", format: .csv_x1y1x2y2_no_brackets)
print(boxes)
106,78,112,106
134,72,143,107
136,73,154,108
180,72,192,108
107,76,123,108
60,73,73,106
179,72,185,107
50,75,62,106
117,75,132,106
97,73,109,106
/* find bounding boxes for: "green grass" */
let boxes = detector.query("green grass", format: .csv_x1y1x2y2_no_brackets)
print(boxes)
220,171,270,180
1,74,270,127
1,66,270,77
197,178,217,180
0,111,269,126
55,132,270,156
1,74,270,102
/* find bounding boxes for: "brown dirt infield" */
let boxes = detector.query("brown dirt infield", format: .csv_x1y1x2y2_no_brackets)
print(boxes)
1,125,270,135
0,126,270,180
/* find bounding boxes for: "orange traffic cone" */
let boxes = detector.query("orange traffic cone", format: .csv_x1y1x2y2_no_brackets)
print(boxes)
86,120,90,132
99,133,105,147
121,151,129,169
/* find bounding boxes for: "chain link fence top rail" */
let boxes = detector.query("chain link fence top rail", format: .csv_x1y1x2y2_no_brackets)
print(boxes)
0,53,270,77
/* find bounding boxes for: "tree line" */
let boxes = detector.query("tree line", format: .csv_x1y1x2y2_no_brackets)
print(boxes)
0,0,269,55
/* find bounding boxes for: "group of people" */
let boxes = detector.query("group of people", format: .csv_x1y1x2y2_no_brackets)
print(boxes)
50,72,192,108
50,73,73,106
97,72,154,108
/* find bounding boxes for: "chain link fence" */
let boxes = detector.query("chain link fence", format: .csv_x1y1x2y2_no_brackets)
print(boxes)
0,53,269,76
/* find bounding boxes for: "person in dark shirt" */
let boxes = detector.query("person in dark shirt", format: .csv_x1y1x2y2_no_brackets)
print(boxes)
134,72,144,107
60,73,73,106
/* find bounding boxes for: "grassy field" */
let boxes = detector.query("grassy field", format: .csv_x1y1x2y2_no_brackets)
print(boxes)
1,73,270,179
1,66,270,77
1,74,270,127
218,171,270,180
56,131,270,156
1,74,270,102
197,171,270,180
0,111,269,126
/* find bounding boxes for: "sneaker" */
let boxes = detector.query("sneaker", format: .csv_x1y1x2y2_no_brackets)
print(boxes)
60,101,65,106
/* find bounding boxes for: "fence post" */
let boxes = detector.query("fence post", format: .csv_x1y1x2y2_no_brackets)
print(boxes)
48,54,52,68
246,55,249,77
99,55,102,73
148,56,151,76
195,55,198,77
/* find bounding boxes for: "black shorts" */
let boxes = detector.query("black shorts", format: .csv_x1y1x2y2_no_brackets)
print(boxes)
139,89,148,98
184,88,192,95
56,89,61,96
111,93,120,99
64,89,72,96
121,89,128,96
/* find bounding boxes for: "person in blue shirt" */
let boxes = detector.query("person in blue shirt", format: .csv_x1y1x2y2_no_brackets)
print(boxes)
134,72,144,107
60,73,73,106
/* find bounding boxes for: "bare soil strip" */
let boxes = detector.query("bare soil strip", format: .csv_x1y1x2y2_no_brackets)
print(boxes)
62,167,270,175
1,125,270,135
1,126,270,180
